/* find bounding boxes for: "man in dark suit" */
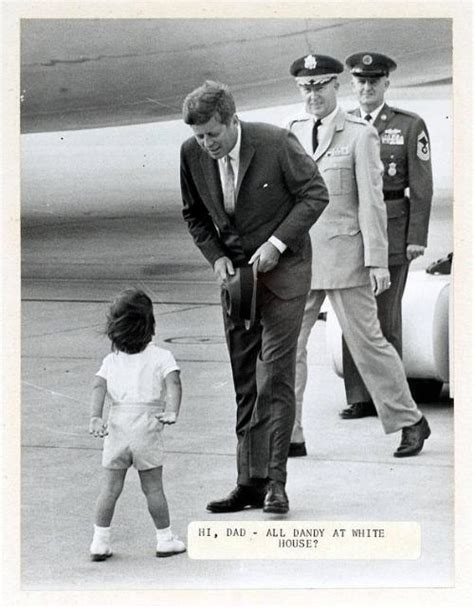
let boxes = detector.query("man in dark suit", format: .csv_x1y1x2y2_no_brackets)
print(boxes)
180,80,329,513
340,52,433,420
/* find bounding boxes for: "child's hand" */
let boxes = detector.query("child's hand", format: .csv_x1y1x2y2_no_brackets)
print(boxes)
89,416,108,438
156,412,177,425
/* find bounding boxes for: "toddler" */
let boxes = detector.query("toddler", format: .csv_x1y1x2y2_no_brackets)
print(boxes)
89,288,185,560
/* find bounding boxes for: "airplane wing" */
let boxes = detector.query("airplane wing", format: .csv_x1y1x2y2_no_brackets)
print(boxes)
21,18,452,133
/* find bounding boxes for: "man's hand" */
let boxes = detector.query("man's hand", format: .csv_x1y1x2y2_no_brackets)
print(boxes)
369,267,391,296
213,256,235,287
89,416,108,438
406,244,425,261
248,241,280,273
156,412,177,425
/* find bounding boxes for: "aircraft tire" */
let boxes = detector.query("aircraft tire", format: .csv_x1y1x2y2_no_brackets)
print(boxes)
408,378,444,403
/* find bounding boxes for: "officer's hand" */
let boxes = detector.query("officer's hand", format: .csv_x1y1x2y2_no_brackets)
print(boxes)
249,241,280,273
369,267,391,296
156,412,177,425
89,416,108,438
213,256,235,287
406,244,425,261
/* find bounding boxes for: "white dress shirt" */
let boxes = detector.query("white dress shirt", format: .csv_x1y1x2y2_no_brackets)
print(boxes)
315,104,340,144
217,123,241,189
359,102,385,123
217,121,287,253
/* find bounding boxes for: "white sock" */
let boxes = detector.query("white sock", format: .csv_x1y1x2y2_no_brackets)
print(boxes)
156,526,173,541
93,525,111,540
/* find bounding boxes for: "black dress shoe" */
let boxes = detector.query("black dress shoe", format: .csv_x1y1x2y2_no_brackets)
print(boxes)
394,416,431,457
288,442,307,457
263,481,289,514
206,485,265,513
339,401,377,419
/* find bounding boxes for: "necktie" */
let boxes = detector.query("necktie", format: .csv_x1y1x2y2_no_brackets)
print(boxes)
223,155,235,215
312,119,322,152
364,114,372,122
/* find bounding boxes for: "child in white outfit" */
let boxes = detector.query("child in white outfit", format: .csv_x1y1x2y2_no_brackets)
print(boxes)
89,288,186,560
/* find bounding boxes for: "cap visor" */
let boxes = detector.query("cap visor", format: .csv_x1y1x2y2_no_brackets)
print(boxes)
351,69,387,77
296,74,337,85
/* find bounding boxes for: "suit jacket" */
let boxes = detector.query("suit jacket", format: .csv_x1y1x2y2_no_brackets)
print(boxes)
180,121,329,299
287,107,388,289
350,104,433,265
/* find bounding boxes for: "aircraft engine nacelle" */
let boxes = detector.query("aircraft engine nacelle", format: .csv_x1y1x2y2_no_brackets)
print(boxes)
326,270,451,397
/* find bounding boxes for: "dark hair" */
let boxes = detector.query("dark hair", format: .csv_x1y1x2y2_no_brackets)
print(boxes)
106,289,155,354
182,80,236,126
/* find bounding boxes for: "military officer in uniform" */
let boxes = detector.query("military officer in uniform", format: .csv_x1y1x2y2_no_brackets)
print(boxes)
339,52,433,420
285,53,431,459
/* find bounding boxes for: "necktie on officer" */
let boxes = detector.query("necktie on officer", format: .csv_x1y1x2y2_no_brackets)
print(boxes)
223,155,236,215
364,114,372,122
312,119,322,152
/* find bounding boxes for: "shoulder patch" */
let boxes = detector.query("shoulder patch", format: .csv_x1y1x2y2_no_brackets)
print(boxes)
417,130,430,161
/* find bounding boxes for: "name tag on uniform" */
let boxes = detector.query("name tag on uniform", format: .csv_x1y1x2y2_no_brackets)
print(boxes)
381,128,404,145
328,145,349,156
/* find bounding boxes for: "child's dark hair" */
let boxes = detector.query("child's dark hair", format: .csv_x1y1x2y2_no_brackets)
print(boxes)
106,289,155,354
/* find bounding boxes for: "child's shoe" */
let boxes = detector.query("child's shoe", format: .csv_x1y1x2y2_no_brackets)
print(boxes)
155,527,186,558
90,525,113,561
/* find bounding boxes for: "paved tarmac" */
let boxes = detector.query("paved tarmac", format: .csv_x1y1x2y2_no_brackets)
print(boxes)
20,193,454,594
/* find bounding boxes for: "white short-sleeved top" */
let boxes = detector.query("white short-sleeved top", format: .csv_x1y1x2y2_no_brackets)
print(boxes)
96,342,179,404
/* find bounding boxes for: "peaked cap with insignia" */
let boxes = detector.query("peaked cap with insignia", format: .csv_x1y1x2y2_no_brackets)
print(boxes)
290,53,344,85
345,52,397,77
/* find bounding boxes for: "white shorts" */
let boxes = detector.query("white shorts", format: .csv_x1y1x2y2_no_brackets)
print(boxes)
102,404,165,471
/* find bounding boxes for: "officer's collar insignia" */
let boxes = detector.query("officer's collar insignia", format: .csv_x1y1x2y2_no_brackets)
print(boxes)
304,54,317,69
362,54,373,65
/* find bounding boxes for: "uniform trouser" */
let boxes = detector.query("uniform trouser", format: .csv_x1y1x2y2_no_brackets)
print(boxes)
342,263,410,405
222,283,306,485
291,284,422,443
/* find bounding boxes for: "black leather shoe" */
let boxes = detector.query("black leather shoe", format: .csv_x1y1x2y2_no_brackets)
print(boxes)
206,485,265,513
288,442,307,457
263,481,289,514
339,401,377,419
394,416,431,457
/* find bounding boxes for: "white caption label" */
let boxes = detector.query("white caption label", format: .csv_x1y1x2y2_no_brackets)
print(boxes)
188,521,421,560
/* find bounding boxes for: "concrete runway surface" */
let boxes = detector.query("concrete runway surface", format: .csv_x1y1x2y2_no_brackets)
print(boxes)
21,203,454,593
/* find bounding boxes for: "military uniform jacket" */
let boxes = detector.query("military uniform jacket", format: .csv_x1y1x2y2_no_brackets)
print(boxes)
350,104,433,265
287,107,388,289
180,121,329,300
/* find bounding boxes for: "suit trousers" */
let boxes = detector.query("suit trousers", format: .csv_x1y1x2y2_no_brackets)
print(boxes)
222,282,306,485
342,263,410,405
292,284,422,442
